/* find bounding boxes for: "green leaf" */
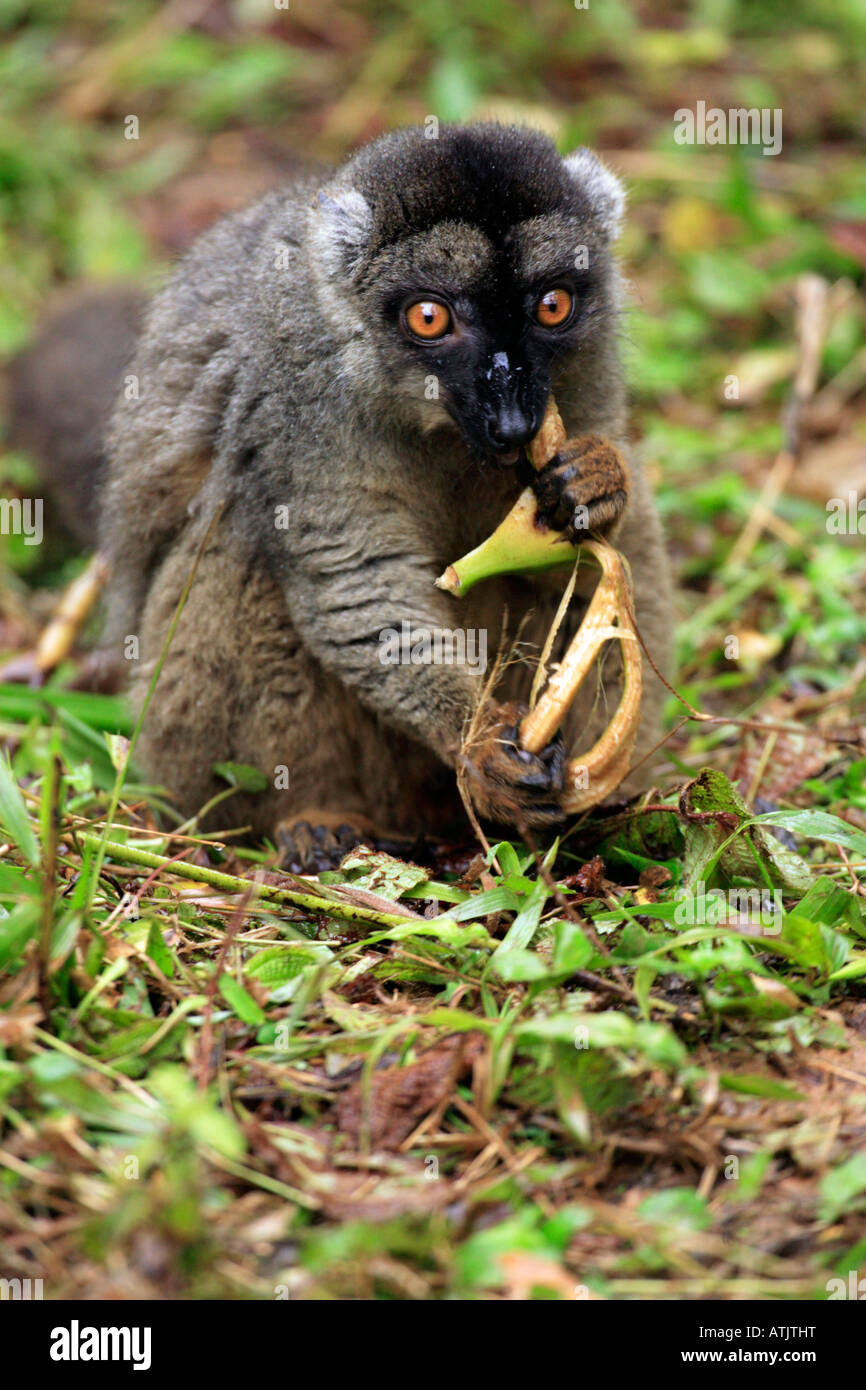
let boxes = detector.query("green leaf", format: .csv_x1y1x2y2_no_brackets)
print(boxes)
455,1211,559,1291
539,1205,593,1250
634,962,659,1019
493,921,594,983
687,250,773,315
98,1017,170,1060
720,1073,804,1100
681,768,811,895
819,1153,866,1223
50,911,80,966
104,733,131,773
779,914,850,976
218,973,265,1025
402,878,469,905
736,1152,773,1201
829,954,866,982
0,684,132,733
341,846,428,901
148,1064,244,1158
552,920,594,974
639,1188,711,1232
0,899,39,969
491,879,549,963
247,944,331,984
487,842,524,878
428,52,480,123
518,1011,636,1048
617,920,656,958
492,947,554,982
70,189,148,277
755,809,866,860
27,1054,156,1132
213,762,268,792
365,918,492,952
145,919,175,978
634,1022,687,1069
0,861,39,901
449,886,523,920
0,753,39,866
552,1047,593,1145
554,1046,634,1130
792,875,864,932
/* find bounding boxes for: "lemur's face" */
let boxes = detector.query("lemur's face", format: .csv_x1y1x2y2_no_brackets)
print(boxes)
372,218,599,463
312,123,624,464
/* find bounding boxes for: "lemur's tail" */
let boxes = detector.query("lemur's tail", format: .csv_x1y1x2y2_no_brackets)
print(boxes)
4,283,146,547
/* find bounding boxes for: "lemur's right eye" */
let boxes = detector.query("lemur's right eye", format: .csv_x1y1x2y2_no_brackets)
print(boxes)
404,300,452,340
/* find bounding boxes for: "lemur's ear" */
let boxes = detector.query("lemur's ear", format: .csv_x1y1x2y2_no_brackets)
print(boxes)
563,148,626,241
311,186,372,277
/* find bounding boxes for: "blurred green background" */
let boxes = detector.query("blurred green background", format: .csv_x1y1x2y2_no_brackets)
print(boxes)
2,0,864,337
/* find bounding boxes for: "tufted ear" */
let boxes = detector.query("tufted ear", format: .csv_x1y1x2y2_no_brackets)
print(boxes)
563,148,626,241
312,186,373,278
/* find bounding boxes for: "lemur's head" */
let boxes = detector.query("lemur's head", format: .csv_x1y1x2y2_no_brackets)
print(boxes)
310,122,625,463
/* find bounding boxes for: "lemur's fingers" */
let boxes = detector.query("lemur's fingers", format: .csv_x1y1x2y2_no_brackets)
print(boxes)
461,700,566,829
531,436,629,543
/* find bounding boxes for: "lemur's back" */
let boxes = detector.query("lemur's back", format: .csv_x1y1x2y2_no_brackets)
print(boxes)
5,283,145,545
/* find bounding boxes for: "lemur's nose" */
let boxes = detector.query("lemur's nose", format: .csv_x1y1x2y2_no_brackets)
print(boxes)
487,405,535,452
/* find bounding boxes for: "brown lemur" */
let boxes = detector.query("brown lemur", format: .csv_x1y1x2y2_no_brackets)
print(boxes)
7,124,674,863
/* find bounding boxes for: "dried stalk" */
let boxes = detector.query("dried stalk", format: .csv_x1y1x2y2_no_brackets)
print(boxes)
725,274,829,570
522,537,642,812
36,553,109,673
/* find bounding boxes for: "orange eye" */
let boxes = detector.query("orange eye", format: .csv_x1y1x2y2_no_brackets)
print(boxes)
535,287,573,328
405,300,452,340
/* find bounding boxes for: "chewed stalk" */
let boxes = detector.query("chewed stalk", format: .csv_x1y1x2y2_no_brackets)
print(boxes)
434,399,579,598
434,489,579,597
437,393,643,812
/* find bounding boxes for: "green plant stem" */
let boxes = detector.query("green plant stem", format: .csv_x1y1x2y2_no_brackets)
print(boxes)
79,833,414,931
38,748,62,1006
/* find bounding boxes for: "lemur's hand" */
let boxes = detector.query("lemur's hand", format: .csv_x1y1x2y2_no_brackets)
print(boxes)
530,435,629,543
461,700,566,829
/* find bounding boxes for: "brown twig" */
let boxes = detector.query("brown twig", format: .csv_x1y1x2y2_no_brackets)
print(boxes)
197,875,258,1090
726,274,829,570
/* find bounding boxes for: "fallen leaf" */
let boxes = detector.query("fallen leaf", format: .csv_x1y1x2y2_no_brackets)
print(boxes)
750,974,801,1010
732,700,834,801
498,1251,579,1300
335,1032,483,1150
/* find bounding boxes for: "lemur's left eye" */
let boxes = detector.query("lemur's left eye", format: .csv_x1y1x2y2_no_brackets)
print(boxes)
535,287,573,328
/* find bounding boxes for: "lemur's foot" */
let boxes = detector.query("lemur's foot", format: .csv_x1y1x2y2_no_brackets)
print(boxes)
276,814,372,874
276,811,430,874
